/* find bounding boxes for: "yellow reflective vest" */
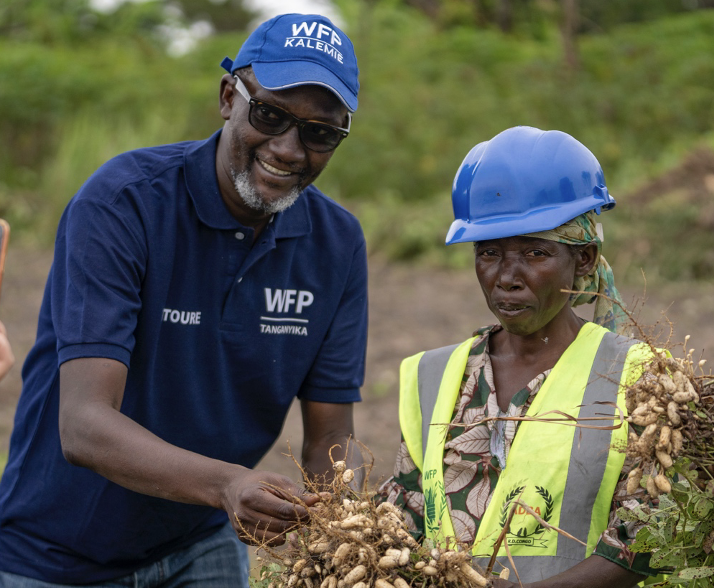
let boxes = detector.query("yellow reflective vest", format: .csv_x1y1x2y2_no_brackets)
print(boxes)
399,322,654,583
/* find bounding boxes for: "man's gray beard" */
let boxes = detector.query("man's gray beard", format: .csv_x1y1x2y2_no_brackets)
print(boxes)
232,171,301,215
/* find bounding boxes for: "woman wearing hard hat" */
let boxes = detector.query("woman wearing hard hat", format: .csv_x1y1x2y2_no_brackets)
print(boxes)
380,127,659,586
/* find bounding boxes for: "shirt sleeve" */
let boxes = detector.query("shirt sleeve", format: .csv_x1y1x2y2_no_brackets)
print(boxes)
298,232,367,403
52,184,148,368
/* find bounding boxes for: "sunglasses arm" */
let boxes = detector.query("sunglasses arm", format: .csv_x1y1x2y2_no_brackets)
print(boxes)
233,75,252,102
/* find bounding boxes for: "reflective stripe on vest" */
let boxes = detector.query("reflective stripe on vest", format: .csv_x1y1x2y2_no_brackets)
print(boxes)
398,323,653,583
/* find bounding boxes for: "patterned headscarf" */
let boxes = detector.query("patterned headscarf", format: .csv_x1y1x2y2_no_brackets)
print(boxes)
521,211,628,334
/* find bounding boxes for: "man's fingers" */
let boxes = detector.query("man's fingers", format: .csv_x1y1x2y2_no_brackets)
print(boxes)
300,492,324,508
234,509,299,538
261,483,322,519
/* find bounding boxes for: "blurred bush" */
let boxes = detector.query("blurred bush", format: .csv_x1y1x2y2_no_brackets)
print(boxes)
0,0,713,281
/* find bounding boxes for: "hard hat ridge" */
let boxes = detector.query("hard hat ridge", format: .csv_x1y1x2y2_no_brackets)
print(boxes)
446,126,616,245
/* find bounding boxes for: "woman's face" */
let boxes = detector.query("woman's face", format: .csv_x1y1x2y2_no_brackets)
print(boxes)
475,236,585,337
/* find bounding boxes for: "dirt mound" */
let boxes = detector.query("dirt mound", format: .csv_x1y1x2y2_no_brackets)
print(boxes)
616,147,714,281
628,147,714,229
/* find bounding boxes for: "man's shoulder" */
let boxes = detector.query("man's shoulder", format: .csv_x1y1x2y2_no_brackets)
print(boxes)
74,139,201,206
301,184,363,232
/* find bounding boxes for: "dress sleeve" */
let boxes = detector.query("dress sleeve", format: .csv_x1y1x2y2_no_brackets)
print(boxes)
377,439,426,541
592,412,661,578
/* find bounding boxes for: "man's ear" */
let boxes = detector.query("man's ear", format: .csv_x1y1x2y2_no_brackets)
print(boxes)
575,242,599,277
219,74,236,121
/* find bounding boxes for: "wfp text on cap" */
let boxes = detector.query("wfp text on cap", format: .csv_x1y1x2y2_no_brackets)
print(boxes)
284,21,344,64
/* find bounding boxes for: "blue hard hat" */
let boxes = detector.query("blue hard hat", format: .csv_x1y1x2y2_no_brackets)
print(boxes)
446,126,616,245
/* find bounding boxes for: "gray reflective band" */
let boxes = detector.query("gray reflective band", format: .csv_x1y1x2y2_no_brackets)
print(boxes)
417,343,460,458
557,331,637,560
419,332,637,583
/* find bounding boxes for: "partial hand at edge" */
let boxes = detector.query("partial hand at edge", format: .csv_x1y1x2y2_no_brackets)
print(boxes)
0,321,14,381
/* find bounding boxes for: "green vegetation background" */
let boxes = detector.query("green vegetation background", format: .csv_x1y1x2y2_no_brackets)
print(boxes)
1,0,714,282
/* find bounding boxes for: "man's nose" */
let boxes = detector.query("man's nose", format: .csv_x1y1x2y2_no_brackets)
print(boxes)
268,124,307,163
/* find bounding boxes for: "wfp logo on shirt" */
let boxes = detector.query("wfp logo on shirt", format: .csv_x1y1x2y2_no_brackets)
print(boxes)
284,21,344,64
260,288,314,336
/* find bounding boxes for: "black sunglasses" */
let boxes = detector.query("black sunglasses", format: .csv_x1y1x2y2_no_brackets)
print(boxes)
233,76,351,153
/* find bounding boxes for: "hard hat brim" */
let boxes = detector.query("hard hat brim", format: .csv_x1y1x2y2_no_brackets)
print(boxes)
445,197,615,245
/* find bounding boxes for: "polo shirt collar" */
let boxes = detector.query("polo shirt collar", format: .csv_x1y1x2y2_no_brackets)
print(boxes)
184,130,312,239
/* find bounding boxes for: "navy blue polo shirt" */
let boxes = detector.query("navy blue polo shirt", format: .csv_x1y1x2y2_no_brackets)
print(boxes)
0,130,367,582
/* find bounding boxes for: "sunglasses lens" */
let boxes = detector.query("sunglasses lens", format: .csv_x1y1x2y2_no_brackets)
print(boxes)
300,122,343,152
248,101,346,152
250,103,291,133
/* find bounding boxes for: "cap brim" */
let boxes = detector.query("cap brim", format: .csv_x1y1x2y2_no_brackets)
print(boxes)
252,61,358,112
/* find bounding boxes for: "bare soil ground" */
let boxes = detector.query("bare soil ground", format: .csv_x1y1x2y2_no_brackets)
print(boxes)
1,248,712,486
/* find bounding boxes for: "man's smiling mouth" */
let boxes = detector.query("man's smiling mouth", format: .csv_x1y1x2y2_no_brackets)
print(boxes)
258,159,293,177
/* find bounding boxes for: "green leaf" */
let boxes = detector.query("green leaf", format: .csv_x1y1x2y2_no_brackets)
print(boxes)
671,482,692,504
694,498,714,519
658,493,678,511
650,547,685,568
617,506,653,524
631,528,665,552
674,567,714,580
663,517,677,543
642,575,673,587
694,519,714,547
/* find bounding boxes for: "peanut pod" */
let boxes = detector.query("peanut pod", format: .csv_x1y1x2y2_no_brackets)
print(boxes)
626,467,643,495
459,563,489,587
646,476,660,499
671,429,684,456
343,565,366,586
667,402,681,426
656,450,673,470
659,374,677,394
654,474,672,494
657,426,671,450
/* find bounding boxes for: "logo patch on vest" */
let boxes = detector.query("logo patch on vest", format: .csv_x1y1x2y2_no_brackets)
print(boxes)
498,485,554,548
424,477,448,535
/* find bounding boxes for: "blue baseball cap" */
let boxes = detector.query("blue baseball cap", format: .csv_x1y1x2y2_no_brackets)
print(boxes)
221,13,359,112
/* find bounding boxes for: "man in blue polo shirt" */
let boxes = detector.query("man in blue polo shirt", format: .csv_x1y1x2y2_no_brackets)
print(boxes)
0,13,367,587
